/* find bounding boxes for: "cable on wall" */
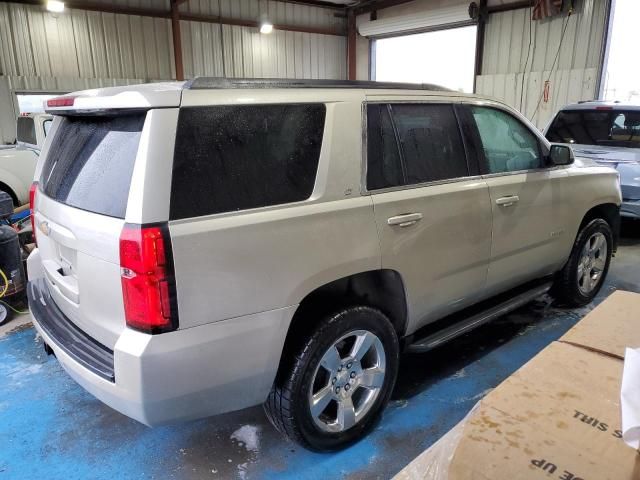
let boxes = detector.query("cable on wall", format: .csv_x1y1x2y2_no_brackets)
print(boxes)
530,8,574,123
518,6,534,113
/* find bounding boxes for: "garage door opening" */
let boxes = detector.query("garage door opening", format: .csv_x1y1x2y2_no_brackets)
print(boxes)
601,0,640,101
372,25,477,93
16,94,58,114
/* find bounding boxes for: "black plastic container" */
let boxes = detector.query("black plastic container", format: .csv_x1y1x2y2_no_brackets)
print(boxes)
0,225,25,298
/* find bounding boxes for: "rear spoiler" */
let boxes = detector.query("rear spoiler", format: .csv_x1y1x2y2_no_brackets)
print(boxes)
44,83,184,115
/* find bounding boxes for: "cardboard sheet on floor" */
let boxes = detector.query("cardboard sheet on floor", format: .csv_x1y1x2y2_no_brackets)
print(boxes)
395,291,640,480
560,290,640,360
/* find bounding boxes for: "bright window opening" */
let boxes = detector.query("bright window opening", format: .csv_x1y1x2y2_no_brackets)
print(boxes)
373,26,477,93
602,0,640,102
16,94,58,114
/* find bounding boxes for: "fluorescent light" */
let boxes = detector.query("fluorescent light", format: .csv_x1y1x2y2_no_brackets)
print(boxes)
46,0,65,12
260,22,273,34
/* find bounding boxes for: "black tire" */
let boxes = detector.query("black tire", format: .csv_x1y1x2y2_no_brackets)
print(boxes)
0,186,18,207
552,218,613,307
264,306,399,451
0,303,11,326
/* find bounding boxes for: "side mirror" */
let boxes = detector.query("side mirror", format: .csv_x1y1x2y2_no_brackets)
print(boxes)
549,144,574,166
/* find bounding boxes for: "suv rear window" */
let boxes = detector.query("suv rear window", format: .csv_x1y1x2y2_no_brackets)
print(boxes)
40,113,146,218
17,116,36,145
170,104,326,219
546,109,640,148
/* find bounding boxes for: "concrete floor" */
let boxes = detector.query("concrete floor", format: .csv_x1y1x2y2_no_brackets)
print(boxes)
1,220,639,480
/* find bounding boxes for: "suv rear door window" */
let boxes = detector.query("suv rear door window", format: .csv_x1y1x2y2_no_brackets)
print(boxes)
366,104,404,190
390,104,468,184
40,113,146,218
366,103,469,190
546,109,640,148
170,104,326,219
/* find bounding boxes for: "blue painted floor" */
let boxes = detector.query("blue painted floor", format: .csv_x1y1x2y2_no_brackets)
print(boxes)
1,222,639,480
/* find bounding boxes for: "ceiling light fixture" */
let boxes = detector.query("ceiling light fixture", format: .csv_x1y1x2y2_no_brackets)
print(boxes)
260,22,273,34
46,0,65,12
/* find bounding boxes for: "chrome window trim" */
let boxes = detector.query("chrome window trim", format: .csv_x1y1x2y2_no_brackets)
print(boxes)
363,174,486,196
480,165,567,179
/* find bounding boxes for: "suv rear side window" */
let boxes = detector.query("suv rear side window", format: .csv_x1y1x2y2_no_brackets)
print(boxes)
366,103,468,190
40,113,146,218
171,104,325,219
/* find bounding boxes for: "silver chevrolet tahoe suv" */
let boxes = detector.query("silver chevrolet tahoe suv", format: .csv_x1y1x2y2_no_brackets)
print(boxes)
28,79,621,451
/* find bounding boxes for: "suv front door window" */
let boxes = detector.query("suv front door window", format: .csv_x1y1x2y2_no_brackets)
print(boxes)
470,106,542,173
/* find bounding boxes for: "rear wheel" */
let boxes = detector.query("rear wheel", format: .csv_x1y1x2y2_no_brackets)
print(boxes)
552,218,613,306
264,306,399,451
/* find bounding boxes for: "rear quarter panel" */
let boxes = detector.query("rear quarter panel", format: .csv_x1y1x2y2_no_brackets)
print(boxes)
169,95,382,329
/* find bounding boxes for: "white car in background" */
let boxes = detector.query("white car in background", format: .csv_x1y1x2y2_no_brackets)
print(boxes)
0,114,52,205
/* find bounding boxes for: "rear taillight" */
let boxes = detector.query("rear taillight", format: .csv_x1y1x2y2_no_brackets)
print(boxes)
29,182,38,245
119,223,178,334
46,96,75,108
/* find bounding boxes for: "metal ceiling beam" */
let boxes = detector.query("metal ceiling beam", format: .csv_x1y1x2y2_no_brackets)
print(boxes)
487,0,533,14
180,12,344,35
272,0,347,9
347,9,357,79
0,0,345,35
351,0,416,16
3,0,170,17
170,0,184,81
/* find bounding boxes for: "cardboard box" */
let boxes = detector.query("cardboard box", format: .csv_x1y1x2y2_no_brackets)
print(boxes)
396,291,640,480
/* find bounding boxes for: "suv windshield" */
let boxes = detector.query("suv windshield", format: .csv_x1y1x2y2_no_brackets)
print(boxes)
40,113,146,218
546,109,640,148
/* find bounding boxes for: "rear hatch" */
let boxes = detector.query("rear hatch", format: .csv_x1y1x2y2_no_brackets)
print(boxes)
35,113,146,349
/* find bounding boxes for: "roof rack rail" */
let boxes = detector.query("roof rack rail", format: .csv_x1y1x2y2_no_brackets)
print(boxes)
184,77,452,92
577,99,621,104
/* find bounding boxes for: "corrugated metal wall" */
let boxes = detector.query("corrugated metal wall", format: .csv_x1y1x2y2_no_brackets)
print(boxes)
476,0,608,128
179,0,346,79
0,0,346,142
0,2,175,81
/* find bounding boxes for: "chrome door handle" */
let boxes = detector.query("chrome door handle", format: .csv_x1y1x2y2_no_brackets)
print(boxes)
495,195,520,207
387,213,423,227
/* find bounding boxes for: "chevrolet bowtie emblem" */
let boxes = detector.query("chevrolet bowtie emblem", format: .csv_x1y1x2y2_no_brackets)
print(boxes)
39,221,50,236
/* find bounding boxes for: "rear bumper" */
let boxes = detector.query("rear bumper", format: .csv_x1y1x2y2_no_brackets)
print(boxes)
621,199,640,219
28,278,295,426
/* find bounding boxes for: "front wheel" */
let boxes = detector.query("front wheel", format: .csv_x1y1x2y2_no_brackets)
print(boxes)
264,306,399,451
552,218,613,306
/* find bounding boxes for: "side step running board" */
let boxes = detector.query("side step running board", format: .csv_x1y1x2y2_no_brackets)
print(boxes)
406,282,553,354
